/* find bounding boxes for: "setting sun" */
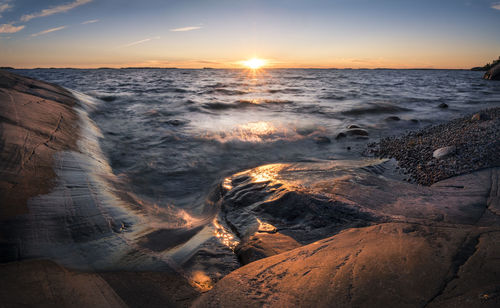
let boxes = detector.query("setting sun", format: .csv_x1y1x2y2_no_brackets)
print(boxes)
242,58,267,69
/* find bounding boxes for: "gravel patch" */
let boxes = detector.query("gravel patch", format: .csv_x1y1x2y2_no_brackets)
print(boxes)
367,108,500,185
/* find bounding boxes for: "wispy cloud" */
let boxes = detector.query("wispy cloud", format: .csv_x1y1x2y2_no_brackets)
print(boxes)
120,36,160,48
170,26,202,32
0,2,13,18
82,19,98,24
0,23,24,33
21,0,92,22
31,26,66,37
492,2,500,10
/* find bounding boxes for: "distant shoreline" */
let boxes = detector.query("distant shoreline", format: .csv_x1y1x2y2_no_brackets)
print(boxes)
2,67,477,71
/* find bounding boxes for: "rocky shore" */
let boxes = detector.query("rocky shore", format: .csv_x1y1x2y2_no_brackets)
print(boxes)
1,70,499,307
194,109,500,306
369,108,500,185
0,70,199,307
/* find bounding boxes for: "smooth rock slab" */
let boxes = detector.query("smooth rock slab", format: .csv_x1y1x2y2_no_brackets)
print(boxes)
195,223,500,308
217,160,497,264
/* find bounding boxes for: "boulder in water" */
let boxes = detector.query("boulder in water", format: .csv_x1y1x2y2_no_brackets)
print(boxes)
347,128,369,136
385,116,401,121
314,136,331,144
347,124,361,129
335,132,347,139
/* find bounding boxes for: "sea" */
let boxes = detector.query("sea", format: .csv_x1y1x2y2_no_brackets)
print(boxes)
12,68,500,272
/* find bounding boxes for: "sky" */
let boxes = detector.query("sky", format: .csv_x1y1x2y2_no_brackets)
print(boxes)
0,0,500,69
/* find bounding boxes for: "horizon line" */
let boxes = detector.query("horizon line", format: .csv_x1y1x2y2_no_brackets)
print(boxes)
0,66,478,70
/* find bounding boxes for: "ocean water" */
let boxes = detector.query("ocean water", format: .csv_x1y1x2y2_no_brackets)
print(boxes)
13,68,500,248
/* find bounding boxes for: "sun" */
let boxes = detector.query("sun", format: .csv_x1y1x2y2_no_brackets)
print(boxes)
242,58,266,70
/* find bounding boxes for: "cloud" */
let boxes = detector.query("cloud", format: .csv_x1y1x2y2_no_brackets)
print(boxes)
492,2,500,10
31,26,66,37
0,23,24,33
21,0,92,22
120,36,160,48
170,26,202,32
0,2,13,18
82,19,98,24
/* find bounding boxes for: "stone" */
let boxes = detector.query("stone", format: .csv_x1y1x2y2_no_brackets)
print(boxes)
438,103,448,109
347,128,369,136
433,145,456,159
347,124,361,129
335,132,347,139
385,116,401,121
314,136,331,144
484,63,500,80
471,112,489,121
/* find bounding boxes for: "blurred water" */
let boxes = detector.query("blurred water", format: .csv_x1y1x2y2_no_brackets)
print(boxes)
14,68,500,216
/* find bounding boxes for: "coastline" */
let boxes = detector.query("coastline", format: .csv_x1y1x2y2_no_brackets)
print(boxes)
1,70,499,307
0,70,200,307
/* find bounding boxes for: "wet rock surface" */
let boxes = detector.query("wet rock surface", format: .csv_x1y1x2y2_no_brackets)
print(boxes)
0,71,203,307
197,162,500,307
369,107,500,185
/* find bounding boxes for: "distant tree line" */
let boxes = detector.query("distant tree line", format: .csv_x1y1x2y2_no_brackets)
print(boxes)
471,56,500,71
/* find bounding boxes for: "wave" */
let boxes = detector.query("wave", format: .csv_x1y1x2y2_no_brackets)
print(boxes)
341,102,411,116
166,87,190,93
197,121,327,144
203,102,248,110
203,88,248,95
319,93,347,100
236,99,294,105
267,88,303,94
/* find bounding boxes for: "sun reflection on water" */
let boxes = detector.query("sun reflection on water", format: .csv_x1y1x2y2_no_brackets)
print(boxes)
237,121,277,141
247,163,287,183
190,271,213,291
201,121,303,143
213,218,239,250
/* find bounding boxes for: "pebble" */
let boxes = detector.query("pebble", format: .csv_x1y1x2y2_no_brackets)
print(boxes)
438,103,448,109
433,146,456,159
471,112,489,121
370,107,500,185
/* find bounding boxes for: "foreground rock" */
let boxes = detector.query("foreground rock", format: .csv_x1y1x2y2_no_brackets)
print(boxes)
0,260,199,308
195,223,500,308
217,159,499,258
0,70,201,307
197,161,500,307
0,69,78,218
